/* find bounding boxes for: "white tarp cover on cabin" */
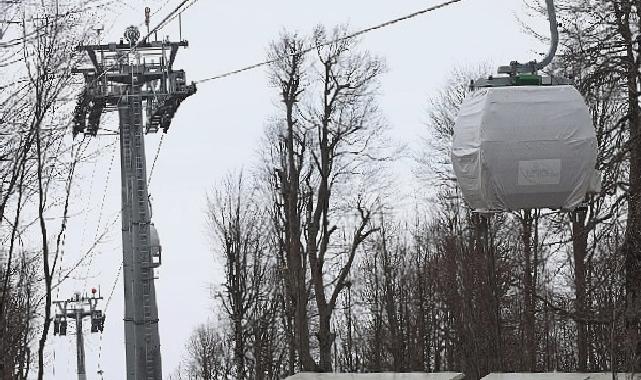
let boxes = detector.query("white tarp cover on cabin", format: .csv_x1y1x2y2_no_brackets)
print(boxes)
481,373,641,380
451,85,598,211
285,373,465,380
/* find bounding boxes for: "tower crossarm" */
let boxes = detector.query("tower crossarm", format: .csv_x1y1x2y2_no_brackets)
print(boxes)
75,40,188,53
72,37,195,137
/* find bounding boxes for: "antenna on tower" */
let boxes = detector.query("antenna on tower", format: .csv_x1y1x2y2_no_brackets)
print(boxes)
144,7,150,36
93,24,103,43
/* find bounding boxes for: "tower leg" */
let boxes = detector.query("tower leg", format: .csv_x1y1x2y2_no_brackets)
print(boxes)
76,309,87,380
119,91,162,380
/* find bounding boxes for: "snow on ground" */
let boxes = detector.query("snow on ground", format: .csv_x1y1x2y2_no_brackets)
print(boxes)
285,373,465,380
481,374,641,380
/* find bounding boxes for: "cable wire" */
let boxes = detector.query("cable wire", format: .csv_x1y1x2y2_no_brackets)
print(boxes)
154,0,197,33
146,0,192,37
80,138,118,290
96,261,122,379
150,0,172,17
147,133,164,187
193,0,464,84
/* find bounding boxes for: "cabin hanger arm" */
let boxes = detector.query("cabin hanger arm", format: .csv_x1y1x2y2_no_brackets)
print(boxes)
498,0,559,76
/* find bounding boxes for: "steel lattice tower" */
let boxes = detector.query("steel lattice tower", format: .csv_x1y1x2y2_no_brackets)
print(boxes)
73,26,196,380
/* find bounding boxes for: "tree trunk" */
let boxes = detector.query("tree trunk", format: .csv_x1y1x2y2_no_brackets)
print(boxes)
290,248,313,371
521,209,537,372
381,235,402,371
572,210,589,372
35,120,52,380
623,39,641,376
346,285,354,372
475,214,503,373
278,44,314,371
612,2,641,370
234,315,245,380
317,309,333,372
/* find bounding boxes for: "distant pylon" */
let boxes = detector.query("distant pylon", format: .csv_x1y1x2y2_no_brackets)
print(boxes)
53,289,105,380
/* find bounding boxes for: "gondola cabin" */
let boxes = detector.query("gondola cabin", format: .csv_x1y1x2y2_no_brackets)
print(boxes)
451,77,599,211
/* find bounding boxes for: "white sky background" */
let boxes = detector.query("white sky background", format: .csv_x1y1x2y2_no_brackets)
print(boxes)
46,0,552,378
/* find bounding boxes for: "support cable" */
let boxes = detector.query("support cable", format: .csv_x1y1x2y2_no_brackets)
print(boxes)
147,133,164,188
150,0,173,18
77,147,100,253
145,0,193,38
50,212,121,293
51,134,90,379
153,0,198,33
54,137,91,302
147,0,196,43
193,0,464,84
96,261,122,379
81,138,118,289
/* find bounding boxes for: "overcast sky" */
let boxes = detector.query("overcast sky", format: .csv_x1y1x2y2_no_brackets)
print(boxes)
49,0,551,378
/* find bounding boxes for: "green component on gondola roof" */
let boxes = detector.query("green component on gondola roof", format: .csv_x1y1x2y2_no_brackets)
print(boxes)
514,74,543,86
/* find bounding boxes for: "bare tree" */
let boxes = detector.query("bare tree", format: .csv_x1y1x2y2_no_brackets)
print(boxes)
0,1,101,376
0,253,38,379
208,172,269,380
267,25,387,372
266,31,314,372
185,323,233,380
